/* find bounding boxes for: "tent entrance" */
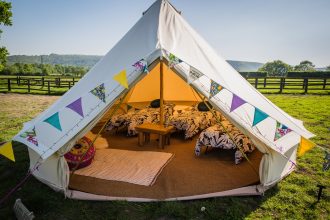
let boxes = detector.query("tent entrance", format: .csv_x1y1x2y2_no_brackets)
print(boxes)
69,130,262,199
66,59,262,199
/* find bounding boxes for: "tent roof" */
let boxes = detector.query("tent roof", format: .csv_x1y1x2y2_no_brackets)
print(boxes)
14,0,313,160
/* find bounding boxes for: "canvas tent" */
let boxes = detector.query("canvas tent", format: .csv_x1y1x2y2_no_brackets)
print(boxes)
13,0,314,201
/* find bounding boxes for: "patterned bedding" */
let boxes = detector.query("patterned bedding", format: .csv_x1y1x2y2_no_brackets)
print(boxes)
195,121,255,164
105,104,174,136
168,110,219,139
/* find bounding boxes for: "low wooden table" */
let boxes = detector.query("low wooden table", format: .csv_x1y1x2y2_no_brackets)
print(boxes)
135,123,175,149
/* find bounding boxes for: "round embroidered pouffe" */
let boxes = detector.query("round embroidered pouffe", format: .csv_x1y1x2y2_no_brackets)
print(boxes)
65,136,95,170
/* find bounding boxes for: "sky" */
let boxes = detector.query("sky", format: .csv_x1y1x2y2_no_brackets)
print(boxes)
1,0,330,67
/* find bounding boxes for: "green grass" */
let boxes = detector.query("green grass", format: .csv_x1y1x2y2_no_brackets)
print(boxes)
0,94,329,219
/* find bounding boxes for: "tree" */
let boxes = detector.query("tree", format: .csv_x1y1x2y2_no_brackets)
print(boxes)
294,60,316,71
0,1,12,71
326,65,330,71
258,60,292,77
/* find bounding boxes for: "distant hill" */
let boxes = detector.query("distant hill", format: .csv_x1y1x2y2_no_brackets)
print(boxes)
7,54,264,71
7,54,103,68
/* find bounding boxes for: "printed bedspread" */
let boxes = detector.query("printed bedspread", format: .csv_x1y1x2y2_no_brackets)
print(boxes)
105,105,174,136
195,121,255,164
168,111,217,139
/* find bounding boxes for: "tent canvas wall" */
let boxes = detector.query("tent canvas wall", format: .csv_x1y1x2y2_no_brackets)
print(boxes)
13,0,314,201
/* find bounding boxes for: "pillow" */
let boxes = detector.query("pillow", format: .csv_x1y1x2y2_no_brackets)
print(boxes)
65,136,95,170
150,99,160,108
197,101,212,112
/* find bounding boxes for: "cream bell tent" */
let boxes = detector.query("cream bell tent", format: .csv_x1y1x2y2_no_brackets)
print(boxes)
13,0,314,201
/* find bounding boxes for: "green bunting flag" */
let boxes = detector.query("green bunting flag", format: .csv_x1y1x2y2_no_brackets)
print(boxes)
252,108,269,126
90,83,106,102
43,112,62,131
274,121,292,141
168,53,182,68
20,127,38,146
209,80,223,98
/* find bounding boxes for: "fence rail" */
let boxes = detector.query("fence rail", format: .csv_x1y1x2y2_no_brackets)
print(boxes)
0,76,79,95
0,75,329,95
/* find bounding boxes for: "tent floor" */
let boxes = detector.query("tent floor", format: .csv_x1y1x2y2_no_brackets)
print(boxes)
69,131,262,200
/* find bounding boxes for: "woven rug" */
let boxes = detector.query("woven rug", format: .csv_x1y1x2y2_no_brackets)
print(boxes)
75,148,174,186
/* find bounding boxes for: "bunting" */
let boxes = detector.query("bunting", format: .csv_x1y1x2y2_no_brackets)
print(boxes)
44,112,62,132
188,66,203,84
132,59,148,73
230,94,246,112
66,97,84,117
0,141,15,162
274,121,292,141
20,127,38,146
113,70,129,89
168,53,182,68
252,108,269,126
90,83,106,102
298,137,316,156
209,80,223,98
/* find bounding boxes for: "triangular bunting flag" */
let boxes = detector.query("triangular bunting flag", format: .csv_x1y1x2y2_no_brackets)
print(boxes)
44,112,62,131
168,53,182,68
274,121,292,141
230,94,246,112
298,137,316,156
209,80,223,98
127,104,133,111
66,97,84,117
0,141,15,162
188,66,203,84
252,108,269,126
132,59,148,73
113,70,129,89
20,127,38,146
90,83,106,103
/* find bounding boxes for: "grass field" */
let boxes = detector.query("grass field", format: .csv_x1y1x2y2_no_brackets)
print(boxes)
0,93,329,219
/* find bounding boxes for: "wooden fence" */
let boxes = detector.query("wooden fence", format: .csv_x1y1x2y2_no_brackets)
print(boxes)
245,76,330,93
0,75,329,95
0,76,79,95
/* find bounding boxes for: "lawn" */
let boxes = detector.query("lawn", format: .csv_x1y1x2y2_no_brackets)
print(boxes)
0,93,329,219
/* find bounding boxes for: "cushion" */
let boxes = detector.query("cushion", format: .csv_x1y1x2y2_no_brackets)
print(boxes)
65,136,95,170
197,101,212,112
150,99,160,108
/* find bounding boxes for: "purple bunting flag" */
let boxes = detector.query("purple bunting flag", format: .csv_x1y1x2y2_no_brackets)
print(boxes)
230,94,246,112
132,59,148,73
66,97,84,117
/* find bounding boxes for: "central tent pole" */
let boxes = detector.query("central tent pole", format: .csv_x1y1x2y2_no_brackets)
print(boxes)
160,58,164,125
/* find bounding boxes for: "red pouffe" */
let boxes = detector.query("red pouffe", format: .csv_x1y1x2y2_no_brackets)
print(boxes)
65,136,95,170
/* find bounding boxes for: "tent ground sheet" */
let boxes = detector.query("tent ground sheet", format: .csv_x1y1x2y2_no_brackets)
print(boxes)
75,148,174,186
69,132,262,200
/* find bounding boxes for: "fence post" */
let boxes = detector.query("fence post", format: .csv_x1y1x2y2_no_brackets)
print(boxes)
72,77,75,86
18,76,20,85
7,78,11,91
304,78,308,94
69,81,71,89
279,78,284,93
42,77,45,87
254,78,258,89
282,78,286,88
27,79,31,93
47,81,50,95
263,78,267,88
323,79,327,89
58,77,61,87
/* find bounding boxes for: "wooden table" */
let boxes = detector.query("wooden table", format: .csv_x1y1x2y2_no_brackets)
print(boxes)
135,123,175,149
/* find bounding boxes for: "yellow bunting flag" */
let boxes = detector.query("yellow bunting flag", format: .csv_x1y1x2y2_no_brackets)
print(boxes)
298,137,316,156
113,70,129,89
0,141,15,162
